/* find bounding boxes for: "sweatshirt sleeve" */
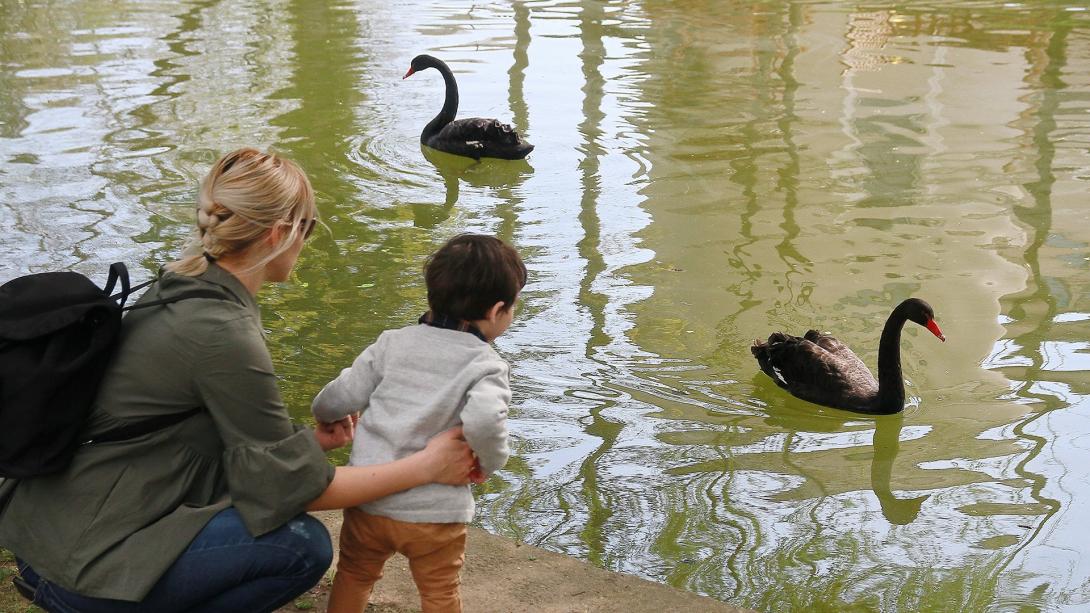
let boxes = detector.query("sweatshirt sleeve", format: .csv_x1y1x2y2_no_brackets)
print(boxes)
312,333,385,423
460,358,511,475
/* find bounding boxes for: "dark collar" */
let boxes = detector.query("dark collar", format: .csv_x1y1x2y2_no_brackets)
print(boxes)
418,311,487,343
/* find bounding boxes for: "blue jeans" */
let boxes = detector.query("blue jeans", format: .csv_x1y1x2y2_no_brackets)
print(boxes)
17,507,332,613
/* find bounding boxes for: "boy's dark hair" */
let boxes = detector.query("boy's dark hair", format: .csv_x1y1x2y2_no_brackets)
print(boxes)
425,234,527,321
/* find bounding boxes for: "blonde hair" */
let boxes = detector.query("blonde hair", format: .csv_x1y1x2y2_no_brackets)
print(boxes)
168,148,317,276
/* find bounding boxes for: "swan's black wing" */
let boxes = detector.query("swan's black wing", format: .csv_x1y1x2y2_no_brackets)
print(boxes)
803,330,866,366
430,118,534,160
752,331,878,411
438,118,522,144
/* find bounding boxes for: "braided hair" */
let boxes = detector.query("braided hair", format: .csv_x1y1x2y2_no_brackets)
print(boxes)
168,148,316,276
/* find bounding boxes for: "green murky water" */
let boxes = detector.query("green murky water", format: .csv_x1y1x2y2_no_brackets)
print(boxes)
3,1,1090,610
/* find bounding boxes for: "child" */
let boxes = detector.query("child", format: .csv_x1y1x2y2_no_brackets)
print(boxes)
312,233,526,613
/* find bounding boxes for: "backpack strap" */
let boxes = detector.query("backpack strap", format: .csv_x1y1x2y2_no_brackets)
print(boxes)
102,261,125,301
103,259,232,312
105,262,160,310
123,289,227,311
81,407,203,446
87,265,228,445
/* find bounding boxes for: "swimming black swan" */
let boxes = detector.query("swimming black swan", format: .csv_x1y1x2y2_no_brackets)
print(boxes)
403,54,534,161
751,298,945,414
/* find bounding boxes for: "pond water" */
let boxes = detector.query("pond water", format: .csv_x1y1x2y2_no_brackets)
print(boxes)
3,1,1090,611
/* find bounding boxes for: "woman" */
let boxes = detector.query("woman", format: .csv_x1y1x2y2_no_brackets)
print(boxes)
0,148,478,612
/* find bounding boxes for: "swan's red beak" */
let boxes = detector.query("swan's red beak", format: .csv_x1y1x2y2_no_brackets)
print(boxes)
403,67,415,79
926,319,945,342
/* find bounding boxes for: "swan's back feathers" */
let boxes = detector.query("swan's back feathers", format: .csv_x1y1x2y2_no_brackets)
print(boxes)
803,329,849,354
429,118,534,160
437,118,514,142
751,331,878,412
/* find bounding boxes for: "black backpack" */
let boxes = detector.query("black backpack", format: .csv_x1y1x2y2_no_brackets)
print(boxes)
0,263,213,479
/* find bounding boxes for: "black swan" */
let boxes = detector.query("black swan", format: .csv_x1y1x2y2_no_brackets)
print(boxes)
751,298,945,414
403,54,534,161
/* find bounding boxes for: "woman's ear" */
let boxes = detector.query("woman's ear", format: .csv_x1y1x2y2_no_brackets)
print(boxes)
265,221,288,247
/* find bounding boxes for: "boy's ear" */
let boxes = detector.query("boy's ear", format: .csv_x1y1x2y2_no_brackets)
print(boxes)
485,301,507,321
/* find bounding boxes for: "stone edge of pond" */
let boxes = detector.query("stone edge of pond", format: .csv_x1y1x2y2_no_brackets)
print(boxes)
276,510,754,613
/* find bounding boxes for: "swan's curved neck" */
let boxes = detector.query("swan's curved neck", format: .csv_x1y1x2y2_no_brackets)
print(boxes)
874,311,908,413
423,61,459,141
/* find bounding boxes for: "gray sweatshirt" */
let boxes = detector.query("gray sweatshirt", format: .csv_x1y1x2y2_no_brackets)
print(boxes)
312,324,510,523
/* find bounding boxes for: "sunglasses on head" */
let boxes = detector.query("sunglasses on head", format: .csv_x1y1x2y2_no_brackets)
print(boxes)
300,218,317,240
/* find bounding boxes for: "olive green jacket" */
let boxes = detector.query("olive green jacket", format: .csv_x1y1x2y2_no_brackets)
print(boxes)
0,264,335,601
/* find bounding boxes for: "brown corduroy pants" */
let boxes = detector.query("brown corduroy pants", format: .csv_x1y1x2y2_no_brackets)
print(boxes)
326,508,467,613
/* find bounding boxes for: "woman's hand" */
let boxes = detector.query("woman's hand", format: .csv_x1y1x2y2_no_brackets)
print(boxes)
307,424,481,511
314,414,358,451
420,426,477,485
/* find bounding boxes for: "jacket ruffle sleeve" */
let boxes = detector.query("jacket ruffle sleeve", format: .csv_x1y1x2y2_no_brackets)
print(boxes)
222,424,334,535
195,312,334,536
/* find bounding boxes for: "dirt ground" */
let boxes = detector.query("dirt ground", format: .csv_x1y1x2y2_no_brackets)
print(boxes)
278,511,752,613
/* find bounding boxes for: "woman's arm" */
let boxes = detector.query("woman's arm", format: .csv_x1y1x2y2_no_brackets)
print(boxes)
306,426,476,511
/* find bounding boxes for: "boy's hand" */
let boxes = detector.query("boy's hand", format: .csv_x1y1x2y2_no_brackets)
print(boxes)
469,458,486,484
314,413,358,451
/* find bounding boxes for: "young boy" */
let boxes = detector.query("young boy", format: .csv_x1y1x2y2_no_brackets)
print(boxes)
312,233,526,613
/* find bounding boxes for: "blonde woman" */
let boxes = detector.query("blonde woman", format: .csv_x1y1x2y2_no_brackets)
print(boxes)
0,148,477,612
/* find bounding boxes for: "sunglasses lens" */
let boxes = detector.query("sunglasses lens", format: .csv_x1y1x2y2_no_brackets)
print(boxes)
303,219,316,239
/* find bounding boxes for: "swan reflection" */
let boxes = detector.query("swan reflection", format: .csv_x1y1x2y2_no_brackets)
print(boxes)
757,383,931,526
870,414,929,525
417,145,533,227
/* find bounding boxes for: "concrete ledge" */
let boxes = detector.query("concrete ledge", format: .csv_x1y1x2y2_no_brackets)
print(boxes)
282,511,752,613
